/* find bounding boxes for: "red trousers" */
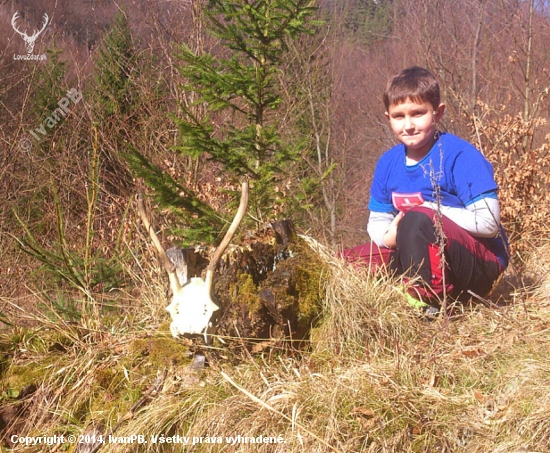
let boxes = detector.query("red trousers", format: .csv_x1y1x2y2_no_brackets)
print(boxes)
342,207,506,304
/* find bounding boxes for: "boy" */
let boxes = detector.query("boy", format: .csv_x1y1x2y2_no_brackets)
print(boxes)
344,66,508,311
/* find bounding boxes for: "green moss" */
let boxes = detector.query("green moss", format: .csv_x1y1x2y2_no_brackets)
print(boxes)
520,398,535,416
130,338,149,355
157,320,172,335
0,354,10,380
129,337,190,368
235,272,261,314
81,336,190,427
286,240,326,334
295,255,325,322
410,433,437,452
0,326,78,362
70,366,138,425
1,355,60,398
93,368,120,390
148,337,190,367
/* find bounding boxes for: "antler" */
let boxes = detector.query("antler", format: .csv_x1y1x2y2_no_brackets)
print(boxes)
136,193,183,293
11,12,26,38
205,181,249,290
34,13,49,38
11,12,48,38
137,182,248,339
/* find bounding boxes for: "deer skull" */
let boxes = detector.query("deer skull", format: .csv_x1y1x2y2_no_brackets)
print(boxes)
137,182,249,341
11,11,49,54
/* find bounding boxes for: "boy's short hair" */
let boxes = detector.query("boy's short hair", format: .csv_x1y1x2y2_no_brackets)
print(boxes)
383,66,440,111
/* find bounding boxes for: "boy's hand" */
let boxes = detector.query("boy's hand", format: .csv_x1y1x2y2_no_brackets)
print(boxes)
382,212,404,249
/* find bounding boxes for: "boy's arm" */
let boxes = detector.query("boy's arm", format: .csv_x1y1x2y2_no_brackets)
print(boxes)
368,152,400,247
422,195,500,237
367,211,396,247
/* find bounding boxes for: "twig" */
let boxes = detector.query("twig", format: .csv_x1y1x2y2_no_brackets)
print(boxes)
424,133,448,318
220,371,344,453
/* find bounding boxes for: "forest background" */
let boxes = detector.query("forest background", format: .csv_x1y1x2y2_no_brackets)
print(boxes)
1,0,550,295
1,0,550,452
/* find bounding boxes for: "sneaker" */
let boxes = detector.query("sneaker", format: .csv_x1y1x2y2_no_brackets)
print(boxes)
405,292,440,318
405,292,428,309
423,305,440,318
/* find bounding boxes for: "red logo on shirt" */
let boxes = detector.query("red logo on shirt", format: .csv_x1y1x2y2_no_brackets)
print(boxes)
392,192,424,212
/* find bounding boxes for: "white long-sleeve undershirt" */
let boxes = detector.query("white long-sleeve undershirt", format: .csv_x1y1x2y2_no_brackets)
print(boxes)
367,197,501,248
367,211,395,247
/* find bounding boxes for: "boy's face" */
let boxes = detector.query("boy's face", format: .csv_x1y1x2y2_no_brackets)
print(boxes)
385,98,445,159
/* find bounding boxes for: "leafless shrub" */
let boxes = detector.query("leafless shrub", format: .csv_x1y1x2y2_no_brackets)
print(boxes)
470,102,550,253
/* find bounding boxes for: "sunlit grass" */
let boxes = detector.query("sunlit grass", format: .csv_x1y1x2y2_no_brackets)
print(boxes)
1,239,550,452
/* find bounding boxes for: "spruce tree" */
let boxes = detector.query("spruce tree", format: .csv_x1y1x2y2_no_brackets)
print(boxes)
123,147,223,244
331,0,394,44
92,12,222,243
27,42,71,160
175,0,320,225
32,43,66,117
93,12,137,119
92,12,139,193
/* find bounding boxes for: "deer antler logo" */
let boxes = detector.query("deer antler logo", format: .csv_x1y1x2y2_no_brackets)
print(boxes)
11,11,49,54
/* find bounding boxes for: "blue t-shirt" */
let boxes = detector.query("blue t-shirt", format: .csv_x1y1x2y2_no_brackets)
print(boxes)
368,132,508,268
368,133,497,213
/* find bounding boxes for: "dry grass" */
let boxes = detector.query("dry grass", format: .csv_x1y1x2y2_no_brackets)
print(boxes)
1,237,550,453
525,241,550,301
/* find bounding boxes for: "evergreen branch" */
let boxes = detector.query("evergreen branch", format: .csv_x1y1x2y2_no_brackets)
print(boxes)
52,183,88,291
